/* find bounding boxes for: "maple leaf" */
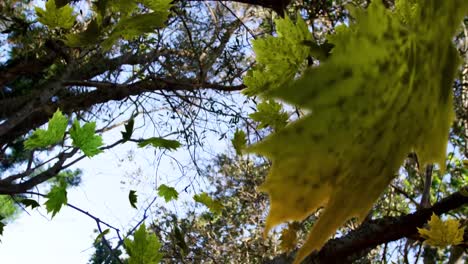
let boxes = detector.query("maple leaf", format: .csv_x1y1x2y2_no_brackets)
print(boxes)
232,129,247,155
124,223,163,264
418,213,465,247
245,1,468,263
70,120,103,157
249,100,288,131
35,0,76,30
157,184,179,202
45,183,68,218
24,109,68,150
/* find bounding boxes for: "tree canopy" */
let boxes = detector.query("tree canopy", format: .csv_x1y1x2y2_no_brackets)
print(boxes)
0,0,467,263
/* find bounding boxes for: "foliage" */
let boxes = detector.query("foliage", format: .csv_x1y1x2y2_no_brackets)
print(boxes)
70,120,103,157
137,137,181,150
157,184,179,202
35,0,76,30
245,1,468,262
24,109,68,150
128,190,138,209
193,192,223,215
44,180,68,218
418,213,466,247
249,100,288,131
243,14,312,96
124,223,163,264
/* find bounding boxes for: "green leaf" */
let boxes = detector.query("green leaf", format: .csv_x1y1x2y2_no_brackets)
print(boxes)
129,190,138,209
232,129,247,155
124,223,163,264
35,0,76,29
138,137,181,150
157,184,178,202
94,229,110,244
121,118,134,142
243,14,313,96
101,3,171,50
24,109,68,150
70,120,103,157
193,193,223,215
245,1,468,263
45,184,68,218
19,199,41,209
249,100,288,131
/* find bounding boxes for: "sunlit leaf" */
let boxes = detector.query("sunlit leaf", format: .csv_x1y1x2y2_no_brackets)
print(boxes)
418,213,465,247
245,1,467,263
24,109,68,150
45,183,68,218
70,120,103,157
19,199,41,209
35,0,76,29
232,129,247,155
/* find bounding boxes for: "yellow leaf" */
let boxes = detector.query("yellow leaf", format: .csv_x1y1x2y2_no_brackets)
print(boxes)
279,223,299,252
418,213,465,247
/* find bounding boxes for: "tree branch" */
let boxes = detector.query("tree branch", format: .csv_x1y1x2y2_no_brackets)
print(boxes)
265,189,468,264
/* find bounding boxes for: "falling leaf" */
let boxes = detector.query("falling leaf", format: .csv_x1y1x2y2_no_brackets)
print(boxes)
129,190,138,209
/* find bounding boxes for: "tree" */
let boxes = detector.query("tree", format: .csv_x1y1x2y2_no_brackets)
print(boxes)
0,0,467,263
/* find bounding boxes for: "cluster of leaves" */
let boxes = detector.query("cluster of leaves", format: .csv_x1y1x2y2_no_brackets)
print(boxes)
25,109,103,157
35,0,173,50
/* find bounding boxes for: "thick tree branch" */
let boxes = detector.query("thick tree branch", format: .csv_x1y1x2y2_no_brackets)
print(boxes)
0,78,244,146
265,189,468,264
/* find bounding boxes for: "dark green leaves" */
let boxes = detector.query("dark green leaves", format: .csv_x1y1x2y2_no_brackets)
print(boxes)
124,223,163,264
193,193,223,215
20,199,41,209
45,183,68,218
157,184,178,202
129,190,138,209
0,215,5,238
232,129,247,155
138,137,181,150
24,110,68,150
35,0,76,29
121,119,135,142
70,120,103,157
